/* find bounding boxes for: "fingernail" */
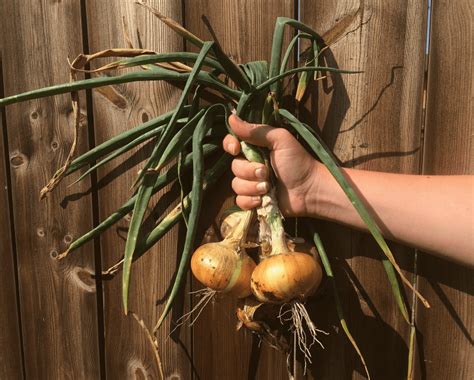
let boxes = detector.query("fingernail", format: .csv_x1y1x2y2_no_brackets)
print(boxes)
255,167,267,179
251,196,261,202
256,182,269,193
228,143,237,155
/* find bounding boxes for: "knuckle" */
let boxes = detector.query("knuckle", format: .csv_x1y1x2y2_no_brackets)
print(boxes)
275,128,290,139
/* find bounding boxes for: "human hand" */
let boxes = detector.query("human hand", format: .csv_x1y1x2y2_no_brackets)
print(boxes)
223,114,319,216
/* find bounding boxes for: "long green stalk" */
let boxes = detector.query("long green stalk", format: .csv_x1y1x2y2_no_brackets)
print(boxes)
0,65,239,107
121,42,216,314
114,52,225,72
311,228,370,380
269,17,324,99
69,121,173,186
154,109,205,171
280,109,430,319
58,143,219,260
103,152,230,277
154,104,223,331
238,65,359,117
280,32,313,74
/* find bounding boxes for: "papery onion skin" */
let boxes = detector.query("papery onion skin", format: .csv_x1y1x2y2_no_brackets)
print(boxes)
191,241,256,298
220,210,258,242
250,252,322,304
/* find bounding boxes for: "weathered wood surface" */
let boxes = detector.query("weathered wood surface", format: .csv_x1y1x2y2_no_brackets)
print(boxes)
0,1,472,379
0,0,101,378
184,1,294,378
416,0,474,379
0,44,24,379
299,1,428,379
84,0,192,378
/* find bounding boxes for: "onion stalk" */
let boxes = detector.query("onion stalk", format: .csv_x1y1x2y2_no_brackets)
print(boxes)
238,131,324,369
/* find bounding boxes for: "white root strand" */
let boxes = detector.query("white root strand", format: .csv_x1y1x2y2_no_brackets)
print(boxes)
279,301,328,374
169,288,216,337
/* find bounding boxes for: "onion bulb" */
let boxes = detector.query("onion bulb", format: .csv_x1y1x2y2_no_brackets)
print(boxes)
251,251,322,304
191,210,256,298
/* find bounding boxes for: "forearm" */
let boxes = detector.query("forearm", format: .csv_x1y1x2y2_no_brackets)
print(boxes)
307,165,474,266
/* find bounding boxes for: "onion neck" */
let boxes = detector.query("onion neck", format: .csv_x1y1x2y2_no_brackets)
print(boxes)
225,209,254,250
259,188,290,256
239,142,289,257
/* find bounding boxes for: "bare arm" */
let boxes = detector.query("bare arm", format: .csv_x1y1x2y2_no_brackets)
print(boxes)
224,114,474,267
310,167,474,265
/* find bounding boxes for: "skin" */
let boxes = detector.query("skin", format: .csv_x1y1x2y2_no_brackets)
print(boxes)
223,114,474,267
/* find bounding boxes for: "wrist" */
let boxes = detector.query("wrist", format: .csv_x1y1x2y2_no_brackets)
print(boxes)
304,162,338,219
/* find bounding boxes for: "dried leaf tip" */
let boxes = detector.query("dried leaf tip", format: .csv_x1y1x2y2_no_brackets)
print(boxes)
135,1,204,48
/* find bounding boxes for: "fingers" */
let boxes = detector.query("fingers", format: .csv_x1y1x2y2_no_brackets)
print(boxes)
231,158,268,181
228,113,292,150
223,134,241,156
229,157,269,210
235,195,262,210
231,177,270,196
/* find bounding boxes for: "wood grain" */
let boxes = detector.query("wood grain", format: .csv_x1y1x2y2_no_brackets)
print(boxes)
416,0,474,378
184,1,294,378
84,0,192,378
0,1,471,379
0,47,24,379
0,0,101,378
300,1,427,378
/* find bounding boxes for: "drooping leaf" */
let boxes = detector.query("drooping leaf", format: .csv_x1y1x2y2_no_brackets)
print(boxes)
134,41,216,186
59,144,219,260
121,41,216,314
136,2,205,49
269,17,325,99
64,107,189,176
310,227,370,380
154,109,206,171
280,109,430,319
0,64,240,107
103,152,230,277
280,32,314,74
154,104,224,331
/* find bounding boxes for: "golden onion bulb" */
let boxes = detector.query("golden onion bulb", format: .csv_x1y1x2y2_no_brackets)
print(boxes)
191,241,256,298
250,252,322,304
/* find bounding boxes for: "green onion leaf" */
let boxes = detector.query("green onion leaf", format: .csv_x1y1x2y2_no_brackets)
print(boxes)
122,41,215,314
280,109,430,319
154,104,223,331
311,228,371,380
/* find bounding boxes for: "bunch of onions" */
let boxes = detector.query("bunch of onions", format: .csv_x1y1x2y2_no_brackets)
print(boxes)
180,210,257,327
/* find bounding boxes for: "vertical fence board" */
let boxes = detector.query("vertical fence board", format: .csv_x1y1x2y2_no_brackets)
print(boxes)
0,49,24,379
0,0,101,378
184,1,294,378
0,1,471,379
416,0,473,379
300,1,427,378
84,1,192,378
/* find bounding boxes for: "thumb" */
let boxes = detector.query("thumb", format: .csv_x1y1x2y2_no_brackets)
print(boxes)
228,114,289,150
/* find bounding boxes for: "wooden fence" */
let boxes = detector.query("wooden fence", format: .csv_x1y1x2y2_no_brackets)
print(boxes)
0,0,472,379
